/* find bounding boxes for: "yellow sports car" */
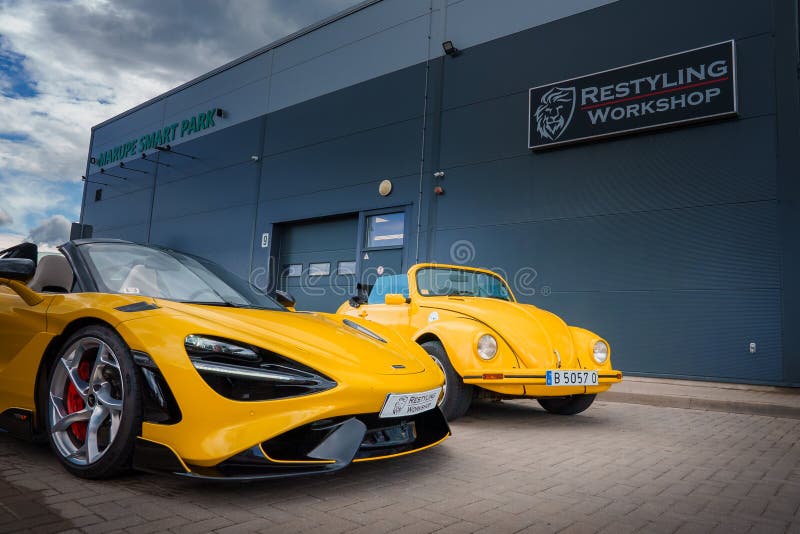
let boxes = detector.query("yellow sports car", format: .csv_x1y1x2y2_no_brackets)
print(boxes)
0,240,449,480
338,264,622,420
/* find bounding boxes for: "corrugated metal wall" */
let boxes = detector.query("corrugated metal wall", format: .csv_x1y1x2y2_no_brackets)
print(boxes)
81,0,799,385
425,1,783,383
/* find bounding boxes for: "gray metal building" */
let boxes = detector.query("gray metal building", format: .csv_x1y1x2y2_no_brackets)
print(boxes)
79,0,800,386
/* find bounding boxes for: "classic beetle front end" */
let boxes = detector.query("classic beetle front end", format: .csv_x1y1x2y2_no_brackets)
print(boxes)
338,263,622,420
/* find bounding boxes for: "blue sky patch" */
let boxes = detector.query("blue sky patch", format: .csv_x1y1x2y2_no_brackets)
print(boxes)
0,39,38,98
0,131,29,142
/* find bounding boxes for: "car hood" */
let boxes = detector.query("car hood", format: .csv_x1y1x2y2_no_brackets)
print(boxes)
155,300,427,375
420,297,586,369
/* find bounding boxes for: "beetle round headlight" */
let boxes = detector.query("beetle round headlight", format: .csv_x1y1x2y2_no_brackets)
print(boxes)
592,340,609,364
477,334,498,360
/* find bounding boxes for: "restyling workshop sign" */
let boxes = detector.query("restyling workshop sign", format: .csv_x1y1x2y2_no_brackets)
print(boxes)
93,108,222,167
528,41,737,150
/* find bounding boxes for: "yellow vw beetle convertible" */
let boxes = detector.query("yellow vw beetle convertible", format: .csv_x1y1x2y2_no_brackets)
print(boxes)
338,264,622,420
0,240,448,480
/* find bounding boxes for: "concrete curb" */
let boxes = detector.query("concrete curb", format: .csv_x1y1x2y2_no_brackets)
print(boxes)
601,391,800,419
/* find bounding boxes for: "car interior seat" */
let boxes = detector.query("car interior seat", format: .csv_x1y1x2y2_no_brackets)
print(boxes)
27,254,74,293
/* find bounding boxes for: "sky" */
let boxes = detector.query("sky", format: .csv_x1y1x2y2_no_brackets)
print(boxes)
0,0,360,251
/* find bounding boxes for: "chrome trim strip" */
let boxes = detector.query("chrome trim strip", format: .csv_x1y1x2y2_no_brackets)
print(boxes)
343,319,387,343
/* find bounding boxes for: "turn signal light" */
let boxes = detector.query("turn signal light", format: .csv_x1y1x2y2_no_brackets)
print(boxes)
483,373,504,380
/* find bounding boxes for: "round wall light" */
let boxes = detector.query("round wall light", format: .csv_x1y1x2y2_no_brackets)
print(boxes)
379,179,393,196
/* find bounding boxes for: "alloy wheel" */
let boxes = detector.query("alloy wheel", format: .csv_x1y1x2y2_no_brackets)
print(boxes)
49,337,124,465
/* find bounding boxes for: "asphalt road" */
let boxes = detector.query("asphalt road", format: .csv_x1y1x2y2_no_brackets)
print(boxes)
1,400,798,533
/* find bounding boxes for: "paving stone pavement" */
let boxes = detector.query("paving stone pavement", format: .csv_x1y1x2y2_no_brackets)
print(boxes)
1,400,799,534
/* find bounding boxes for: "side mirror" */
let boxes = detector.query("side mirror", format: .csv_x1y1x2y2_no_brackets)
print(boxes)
274,289,296,309
384,293,409,305
0,242,38,266
0,258,36,282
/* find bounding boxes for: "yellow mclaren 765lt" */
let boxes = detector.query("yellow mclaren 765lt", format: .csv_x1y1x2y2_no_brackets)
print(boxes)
0,239,449,480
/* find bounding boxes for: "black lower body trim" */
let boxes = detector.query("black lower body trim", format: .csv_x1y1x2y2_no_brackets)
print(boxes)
132,408,450,481
0,408,35,440
354,409,450,460
262,408,450,462
132,437,188,474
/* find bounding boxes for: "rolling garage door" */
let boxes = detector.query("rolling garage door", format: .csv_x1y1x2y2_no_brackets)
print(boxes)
276,215,358,312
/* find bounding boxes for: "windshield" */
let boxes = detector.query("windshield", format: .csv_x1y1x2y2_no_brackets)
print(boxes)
80,242,283,310
415,267,513,301
368,274,410,304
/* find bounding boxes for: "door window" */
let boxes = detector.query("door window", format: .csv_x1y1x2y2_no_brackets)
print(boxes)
366,212,405,248
338,261,356,275
308,262,331,276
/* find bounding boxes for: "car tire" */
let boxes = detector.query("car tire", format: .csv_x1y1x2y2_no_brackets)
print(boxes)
421,340,473,421
537,394,596,415
46,325,142,479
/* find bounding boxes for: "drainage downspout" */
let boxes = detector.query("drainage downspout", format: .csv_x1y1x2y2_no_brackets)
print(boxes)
415,1,434,263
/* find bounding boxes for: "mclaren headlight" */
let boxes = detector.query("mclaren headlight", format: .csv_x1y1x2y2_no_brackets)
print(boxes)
592,340,609,364
476,334,498,360
185,335,336,401
185,334,259,360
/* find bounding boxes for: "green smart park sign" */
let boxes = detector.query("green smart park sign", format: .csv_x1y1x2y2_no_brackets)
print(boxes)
93,108,222,167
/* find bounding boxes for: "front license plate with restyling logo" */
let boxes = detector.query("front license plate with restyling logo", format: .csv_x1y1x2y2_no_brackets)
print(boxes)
546,370,599,386
379,387,441,418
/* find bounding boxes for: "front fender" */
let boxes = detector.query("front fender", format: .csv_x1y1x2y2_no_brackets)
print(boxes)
413,318,519,376
569,326,614,371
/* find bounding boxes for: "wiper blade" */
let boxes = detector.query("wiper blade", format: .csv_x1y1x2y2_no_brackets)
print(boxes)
182,301,237,307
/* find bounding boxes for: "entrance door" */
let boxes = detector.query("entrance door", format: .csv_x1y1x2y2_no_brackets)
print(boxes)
275,215,358,312
360,210,406,283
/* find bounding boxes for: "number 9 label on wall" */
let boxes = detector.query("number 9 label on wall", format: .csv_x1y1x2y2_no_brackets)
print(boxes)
546,370,599,386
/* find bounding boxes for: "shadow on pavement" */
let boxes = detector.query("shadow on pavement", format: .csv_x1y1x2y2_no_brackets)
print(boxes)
0,437,75,531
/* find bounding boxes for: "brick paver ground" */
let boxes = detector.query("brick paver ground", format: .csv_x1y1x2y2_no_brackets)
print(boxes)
1,400,799,533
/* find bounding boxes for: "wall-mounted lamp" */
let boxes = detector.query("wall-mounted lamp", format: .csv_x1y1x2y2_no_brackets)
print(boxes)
379,179,393,196
250,155,260,162
433,170,445,178
89,157,97,164
442,41,460,56
434,186,445,195
156,144,196,159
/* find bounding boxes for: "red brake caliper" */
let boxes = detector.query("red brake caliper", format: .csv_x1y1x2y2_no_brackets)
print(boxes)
65,360,92,441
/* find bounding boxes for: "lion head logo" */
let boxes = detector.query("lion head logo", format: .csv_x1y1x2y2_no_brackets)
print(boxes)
534,86,576,141
392,396,409,415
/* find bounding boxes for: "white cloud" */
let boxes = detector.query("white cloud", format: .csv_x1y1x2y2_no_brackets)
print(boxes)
0,0,358,238
26,214,71,246
0,175,72,235
0,231,25,250
0,207,12,226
